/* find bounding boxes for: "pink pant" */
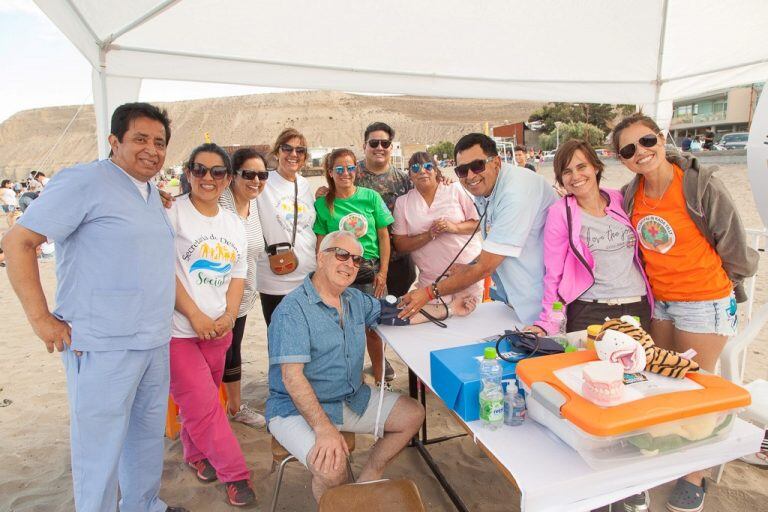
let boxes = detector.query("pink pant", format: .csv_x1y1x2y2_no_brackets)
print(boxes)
169,333,249,483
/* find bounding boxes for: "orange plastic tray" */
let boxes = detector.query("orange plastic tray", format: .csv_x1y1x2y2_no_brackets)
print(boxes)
516,351,751,437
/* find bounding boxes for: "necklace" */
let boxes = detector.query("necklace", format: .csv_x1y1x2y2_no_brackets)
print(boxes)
641,172,673,211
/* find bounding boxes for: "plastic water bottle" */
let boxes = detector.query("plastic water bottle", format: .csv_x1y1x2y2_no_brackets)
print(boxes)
551,301,569,347
503,379,526,426
479,347,504,430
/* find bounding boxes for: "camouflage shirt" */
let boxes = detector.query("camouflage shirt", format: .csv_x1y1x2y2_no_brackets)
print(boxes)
355,160,412,214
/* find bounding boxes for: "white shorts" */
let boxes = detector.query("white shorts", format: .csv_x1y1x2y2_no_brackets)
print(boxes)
268,386,402,467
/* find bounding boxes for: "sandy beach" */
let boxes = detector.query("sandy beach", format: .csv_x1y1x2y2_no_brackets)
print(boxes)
1,160,766,511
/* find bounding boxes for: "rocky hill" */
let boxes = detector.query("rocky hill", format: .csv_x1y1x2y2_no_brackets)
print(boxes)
0,90,540,179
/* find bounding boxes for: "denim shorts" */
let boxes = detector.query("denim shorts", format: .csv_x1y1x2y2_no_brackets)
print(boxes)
652,293,737,336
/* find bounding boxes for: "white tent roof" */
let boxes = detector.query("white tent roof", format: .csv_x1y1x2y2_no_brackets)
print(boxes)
35,0,768,157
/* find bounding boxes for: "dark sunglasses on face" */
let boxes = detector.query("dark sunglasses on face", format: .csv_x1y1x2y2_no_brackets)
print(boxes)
410,162,434,173
618,133,660,160
454,156,495,179
236,169,269,181
279,143,307,155
333,165,357,175
323,247,363,267
367,139,392,149
189,162,230,180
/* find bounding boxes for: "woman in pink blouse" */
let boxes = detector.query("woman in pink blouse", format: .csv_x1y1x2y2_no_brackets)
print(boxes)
392,152,483,303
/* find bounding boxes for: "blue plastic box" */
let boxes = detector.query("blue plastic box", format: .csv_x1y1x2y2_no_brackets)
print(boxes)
430,340,519,422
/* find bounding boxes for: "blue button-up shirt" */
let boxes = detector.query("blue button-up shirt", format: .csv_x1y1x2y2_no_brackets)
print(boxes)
266,274,381,424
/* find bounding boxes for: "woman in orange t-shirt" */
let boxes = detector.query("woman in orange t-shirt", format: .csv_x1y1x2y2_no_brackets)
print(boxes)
613,113,758,511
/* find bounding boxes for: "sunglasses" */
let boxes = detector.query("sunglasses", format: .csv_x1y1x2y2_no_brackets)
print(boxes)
454,156,495,179
189,162,230,180
236,169,270,181
410,162,434,173
333,165,357,175
618,133,660,160
323,247,363,267
279,143,307,155
367,139,392,149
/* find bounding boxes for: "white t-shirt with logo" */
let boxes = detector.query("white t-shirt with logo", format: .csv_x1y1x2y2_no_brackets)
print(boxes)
256,171,317,295
168,195,248,338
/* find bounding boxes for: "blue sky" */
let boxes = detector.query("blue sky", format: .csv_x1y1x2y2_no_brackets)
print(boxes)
0,0,292,123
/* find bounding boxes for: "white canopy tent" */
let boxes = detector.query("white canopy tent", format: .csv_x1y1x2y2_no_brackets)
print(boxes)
35,0,768,159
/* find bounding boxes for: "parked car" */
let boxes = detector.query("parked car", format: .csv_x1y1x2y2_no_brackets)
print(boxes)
543,150,556,162
719,132,749,150
594,148,615,159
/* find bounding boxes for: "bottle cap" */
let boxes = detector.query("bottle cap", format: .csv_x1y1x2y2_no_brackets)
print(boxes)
586,324,602,336
483,347,498,360
552,301,564,311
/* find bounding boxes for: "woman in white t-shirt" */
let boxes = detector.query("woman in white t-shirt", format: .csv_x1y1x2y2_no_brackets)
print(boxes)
167,143,255,507
256,128,317,326
218,147,267,428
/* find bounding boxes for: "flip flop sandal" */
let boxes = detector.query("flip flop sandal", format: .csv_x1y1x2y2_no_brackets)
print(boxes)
666,478,706,512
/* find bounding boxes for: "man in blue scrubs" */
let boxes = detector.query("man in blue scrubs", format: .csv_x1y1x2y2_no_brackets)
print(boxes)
399,133,557,324
1,103,186,512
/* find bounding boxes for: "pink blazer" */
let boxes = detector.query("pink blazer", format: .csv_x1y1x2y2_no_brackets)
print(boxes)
533,188,654,334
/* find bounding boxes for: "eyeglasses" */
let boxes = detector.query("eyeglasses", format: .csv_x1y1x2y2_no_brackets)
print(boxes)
454,156,496,179
618,133,660,160
367,139,392,149
410,162,434,173
189,162,230,180
279,143,307,155
323,247,363,267
333,165,357,175
236,169,270,181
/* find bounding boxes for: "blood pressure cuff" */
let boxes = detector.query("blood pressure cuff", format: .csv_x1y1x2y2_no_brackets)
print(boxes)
378,298,411,326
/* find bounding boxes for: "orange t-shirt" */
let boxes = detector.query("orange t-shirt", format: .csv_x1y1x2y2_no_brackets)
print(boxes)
632,165,731,301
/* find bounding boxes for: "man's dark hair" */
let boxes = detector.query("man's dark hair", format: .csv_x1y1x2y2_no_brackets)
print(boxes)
231,147,268,172
111,102,172,144
36,172,46,178
454,133,498,159
186,143,232,174
514,145,526,152
364,122,394,142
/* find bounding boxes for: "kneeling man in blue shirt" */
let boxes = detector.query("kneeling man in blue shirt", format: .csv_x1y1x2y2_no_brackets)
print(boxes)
267,230,477,501
2,103,185,512
400,133,557,324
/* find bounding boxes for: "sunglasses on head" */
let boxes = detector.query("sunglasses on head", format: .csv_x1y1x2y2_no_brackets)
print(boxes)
279,143,307,155
189,162,230,180
236,169,269,181
618,133,660,160
410,162,434,173
367,139,392,149
323,247,363,267
454,156,495,179
333,165,357,175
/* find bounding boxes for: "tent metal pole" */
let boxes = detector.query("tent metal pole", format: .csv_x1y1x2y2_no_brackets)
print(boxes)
652,0,670,120
101,0,183,47
661,57,768,83
63,0,100,43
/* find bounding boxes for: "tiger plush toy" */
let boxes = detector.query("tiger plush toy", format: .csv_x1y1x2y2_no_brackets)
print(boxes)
597,316,700,378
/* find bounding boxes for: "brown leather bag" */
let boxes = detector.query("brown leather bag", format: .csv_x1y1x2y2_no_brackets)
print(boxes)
267,179,299,275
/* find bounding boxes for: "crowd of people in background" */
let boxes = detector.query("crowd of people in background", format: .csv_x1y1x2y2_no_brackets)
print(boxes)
0,102,759,512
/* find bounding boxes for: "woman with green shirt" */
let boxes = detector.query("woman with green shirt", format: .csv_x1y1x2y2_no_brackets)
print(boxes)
314,148,394,387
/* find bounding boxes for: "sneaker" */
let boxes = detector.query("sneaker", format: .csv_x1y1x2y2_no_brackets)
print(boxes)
229,404,266,429
188,458,217,482
375,380,393,392
666,478,706,512
226,479,256,507
739,435,768,468
622,490,650,512
384,359,396,382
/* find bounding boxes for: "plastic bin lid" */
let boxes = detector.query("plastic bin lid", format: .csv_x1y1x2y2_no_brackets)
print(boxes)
516,351,752,437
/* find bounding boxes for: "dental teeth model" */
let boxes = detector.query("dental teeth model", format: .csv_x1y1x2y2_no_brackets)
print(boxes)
582,361,626,406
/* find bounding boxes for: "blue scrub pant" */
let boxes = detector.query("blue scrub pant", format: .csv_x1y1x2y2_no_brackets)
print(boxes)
61,344,170,512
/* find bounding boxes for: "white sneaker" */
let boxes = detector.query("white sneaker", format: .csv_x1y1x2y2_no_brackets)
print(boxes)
229,404,266,428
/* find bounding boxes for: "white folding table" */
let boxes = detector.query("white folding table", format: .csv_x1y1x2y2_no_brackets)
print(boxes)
376,302,764,512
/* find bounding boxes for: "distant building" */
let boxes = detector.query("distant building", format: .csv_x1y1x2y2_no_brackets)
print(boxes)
670,83,763,142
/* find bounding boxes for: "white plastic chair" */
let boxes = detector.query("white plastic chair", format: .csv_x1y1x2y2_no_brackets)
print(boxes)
719,301,768,385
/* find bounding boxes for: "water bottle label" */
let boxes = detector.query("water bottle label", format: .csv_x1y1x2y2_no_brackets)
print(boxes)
480,398,504,422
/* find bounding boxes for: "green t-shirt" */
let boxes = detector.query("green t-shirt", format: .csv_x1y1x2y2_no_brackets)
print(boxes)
313,186,394,259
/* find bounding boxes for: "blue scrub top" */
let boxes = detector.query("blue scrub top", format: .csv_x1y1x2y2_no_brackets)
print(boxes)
18,159,176,351
473,163,557,324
